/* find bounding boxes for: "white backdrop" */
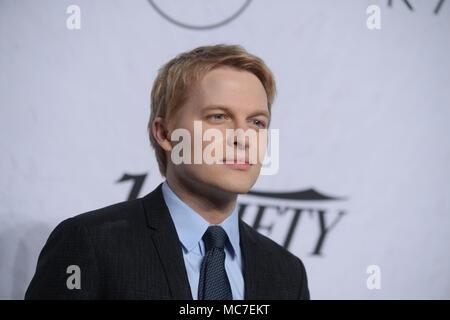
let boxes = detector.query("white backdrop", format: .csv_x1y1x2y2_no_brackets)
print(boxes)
1,0,449,299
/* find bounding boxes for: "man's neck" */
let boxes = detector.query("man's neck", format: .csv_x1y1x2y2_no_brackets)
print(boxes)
165,175,237,225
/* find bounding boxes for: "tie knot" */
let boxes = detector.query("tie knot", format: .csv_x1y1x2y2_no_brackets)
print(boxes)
202,226,228,252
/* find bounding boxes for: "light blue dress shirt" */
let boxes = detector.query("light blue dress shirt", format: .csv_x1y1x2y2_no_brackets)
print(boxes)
161,180,245,300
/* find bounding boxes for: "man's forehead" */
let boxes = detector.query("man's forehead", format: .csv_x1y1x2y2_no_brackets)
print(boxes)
200,69,264,90
182,67,269,115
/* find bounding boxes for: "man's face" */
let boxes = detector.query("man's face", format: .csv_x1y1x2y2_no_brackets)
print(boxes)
166,66,270,194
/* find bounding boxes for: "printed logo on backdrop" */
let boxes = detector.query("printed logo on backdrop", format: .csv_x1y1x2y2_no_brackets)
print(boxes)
118,173,348,257
148,0,252,30
387,0,446,14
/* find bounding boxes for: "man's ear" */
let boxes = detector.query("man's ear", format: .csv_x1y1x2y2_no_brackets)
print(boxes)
152,117,173,152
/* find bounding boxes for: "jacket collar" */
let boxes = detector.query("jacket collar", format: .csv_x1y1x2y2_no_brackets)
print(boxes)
141,183,193,299
141,182,270,300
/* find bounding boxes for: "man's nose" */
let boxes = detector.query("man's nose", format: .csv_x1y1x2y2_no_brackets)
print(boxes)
227,119,250,149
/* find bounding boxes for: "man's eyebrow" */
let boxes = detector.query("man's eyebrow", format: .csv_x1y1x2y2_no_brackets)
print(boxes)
203,104,270,118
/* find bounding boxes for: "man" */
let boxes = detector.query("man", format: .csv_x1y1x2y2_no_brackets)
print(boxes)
25,44,310,300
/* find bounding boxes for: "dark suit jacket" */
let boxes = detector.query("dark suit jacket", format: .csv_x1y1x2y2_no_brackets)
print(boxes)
25,183,310,299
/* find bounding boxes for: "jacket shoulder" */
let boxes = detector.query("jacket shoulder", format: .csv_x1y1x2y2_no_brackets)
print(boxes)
61,197,145,230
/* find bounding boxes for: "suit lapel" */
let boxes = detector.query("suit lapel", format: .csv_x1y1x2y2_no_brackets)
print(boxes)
239,219,273,300
141,183,274,300
141,183,193,300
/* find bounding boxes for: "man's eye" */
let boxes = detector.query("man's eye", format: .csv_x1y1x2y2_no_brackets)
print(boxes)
252,119,266,127
210,114,225,120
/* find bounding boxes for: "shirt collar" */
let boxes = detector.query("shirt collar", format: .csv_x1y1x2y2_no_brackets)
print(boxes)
161,180,240,257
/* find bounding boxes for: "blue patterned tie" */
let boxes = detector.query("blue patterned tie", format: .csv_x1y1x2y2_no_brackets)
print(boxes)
198,226,233,300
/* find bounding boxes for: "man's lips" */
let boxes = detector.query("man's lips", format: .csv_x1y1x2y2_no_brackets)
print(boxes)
223,159,250,164
222,158,252,170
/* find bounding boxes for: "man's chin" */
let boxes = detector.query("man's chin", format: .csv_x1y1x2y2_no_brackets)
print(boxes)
186,165,259,195
211,177,256,195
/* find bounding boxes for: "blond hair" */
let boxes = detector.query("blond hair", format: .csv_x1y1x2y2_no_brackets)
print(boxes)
148,44,277,177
